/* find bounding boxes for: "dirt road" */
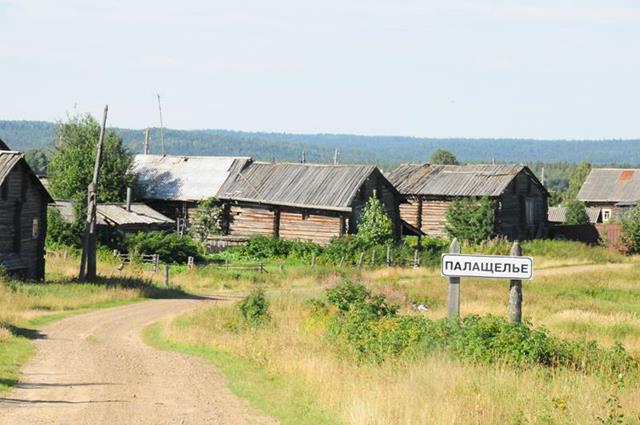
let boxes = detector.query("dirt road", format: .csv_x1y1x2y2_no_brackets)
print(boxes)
0,299,277,425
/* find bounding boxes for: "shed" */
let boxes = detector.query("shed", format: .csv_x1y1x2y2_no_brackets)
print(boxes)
577,168,640,222
52,200,174,232
387,163,549,240
0,146,53,280
131,154,251,223
548,206,602,224
217,161,405,245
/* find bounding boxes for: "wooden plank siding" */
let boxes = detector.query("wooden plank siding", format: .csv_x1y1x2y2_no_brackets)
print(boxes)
228,205,276,238
0,162,49,280
279,211,342,245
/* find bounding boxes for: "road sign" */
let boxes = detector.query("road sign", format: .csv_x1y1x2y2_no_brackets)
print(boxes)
441,253,534,280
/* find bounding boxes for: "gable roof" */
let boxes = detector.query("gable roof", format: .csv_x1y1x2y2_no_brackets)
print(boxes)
387,163,545,197
578,168,640,204
131,154,251,202
217,162,395,212
0,151,53,203
0,138,10,151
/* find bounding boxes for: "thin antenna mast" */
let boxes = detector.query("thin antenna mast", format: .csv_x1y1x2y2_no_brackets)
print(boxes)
157,94,165,155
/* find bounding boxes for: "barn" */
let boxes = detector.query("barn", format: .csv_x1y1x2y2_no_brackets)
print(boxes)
217,161,405,245
131,154,250,226
0,144,53,280
387,163,549,240
578,168,640,222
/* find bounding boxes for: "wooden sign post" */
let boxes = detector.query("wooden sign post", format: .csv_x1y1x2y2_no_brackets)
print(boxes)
441,241,533,323
447,239,461,319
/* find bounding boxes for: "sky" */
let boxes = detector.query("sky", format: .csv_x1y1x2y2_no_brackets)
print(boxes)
1,0,639,139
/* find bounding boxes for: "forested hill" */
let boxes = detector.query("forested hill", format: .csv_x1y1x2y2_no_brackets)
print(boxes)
1,120,639,167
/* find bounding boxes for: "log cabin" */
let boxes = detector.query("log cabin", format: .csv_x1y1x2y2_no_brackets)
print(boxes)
131,154,251,226
387,163,549,240
217,161,405,245
0,144,53,280
578,168,640,222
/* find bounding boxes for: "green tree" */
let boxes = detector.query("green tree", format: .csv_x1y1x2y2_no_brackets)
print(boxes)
622,206,640,253
429,149,458,165
565,161,591,201
189,197,222,242
24,149,48,175
47,114,135,246
356,195,393,246
445,197,495,244
564,199,590,225
548,191,563,207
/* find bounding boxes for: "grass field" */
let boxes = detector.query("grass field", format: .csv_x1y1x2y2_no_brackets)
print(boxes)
149,246,640,425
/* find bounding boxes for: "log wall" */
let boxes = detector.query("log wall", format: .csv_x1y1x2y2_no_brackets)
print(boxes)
0,162,47,280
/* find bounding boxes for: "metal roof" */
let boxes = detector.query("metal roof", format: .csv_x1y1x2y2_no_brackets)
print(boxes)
387,163,538,197
131,154,251,202
0,151,53,203
52,200,174,226
218,161,386,211
548,206,602,224
577,168,640,204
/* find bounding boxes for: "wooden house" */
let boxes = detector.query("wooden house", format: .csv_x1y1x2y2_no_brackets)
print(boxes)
387,163,549,240
217,162,405,245
0,145,53,280
131,154,251,225
578,168,640,222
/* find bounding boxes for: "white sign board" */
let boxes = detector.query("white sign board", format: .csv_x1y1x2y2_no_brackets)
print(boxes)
441,253,534,280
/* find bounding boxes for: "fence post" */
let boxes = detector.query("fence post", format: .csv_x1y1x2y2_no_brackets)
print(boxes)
152,254,159,273
279,264,284,273
386,246,392,267
163,264,169,287
311,253,316,267
370,249,376,266
259,263,264,273
508,241,523,324
187,256,194,270
447,238,461,320
358,251,365,268
413,249,420,268
339,256,345,268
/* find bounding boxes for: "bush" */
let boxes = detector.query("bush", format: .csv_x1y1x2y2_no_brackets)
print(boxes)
238,289,270,326
565,199,590,225
320,281,637,376
235,235,322,261
124,231,202,264
622,206,640,254
445,197,495,244
189,197,223,242
46,207,82,248
356,195,393,247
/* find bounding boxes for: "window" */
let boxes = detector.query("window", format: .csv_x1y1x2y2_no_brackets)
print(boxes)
32,218,39,239
602,209,612,222
525,198,537,226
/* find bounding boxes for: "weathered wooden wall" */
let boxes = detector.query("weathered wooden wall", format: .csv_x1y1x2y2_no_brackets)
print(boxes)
228,205,276,237
278,210,343,245
0,162,47,280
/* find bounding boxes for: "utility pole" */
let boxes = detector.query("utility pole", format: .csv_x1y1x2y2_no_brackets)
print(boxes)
157,94,165,155
301,150,306,163
333,148,339,164
79,105,108,281
143,128,150,154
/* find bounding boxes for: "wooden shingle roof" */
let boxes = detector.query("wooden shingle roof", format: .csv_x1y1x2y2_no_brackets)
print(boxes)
387,163,545,197
578,168,640,204
218,162,395,212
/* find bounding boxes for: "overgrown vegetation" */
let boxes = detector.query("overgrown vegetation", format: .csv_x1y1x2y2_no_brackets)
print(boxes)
189,197,223,242
622,205,640,254
124,231,203,264
238,289,270,326
445,197,495,244
565,199,591,225
355,195,393,247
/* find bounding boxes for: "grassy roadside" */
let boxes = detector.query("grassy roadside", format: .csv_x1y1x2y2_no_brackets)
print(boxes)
143,322,340,425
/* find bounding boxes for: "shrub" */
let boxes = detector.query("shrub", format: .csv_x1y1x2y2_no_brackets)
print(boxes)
189,197,223,242
124,231,202,264
356,195,393,247
622,205,640,253
46,207,82,248
445,197,495,244
565,199,590,225
238,289,270,326
326,279,398,317
235,235,322,260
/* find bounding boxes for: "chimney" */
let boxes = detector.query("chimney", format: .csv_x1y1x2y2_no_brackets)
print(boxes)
126,187,132,212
